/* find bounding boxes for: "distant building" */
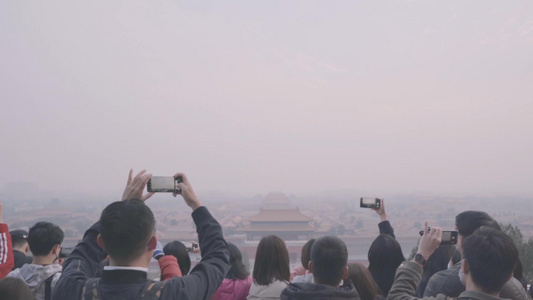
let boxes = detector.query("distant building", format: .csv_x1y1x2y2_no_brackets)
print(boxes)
242,192,315,262
244,192,315,241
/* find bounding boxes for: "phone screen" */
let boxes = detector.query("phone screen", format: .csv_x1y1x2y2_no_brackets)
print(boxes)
148,176,175,192
362,198,376,205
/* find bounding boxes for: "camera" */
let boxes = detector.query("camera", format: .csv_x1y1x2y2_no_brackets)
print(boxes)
418,228,458,245
360,197,381,209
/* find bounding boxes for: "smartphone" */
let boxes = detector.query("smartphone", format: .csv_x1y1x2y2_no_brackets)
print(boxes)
181,242,199,252
147,176,180,193
360,197,381,209
419,228,458,245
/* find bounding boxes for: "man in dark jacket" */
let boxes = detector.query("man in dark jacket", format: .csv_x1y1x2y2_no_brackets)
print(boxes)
51,170,230,300
10,229,33,270
389,224,519,300
281,236,360,300
423,211,528,300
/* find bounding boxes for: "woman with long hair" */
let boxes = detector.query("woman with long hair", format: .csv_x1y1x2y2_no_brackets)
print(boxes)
213,243,252,300
247,235,290,300
367,200,405,295
347,263,384,300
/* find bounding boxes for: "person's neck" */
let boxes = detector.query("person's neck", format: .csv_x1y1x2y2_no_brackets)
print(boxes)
32,255,56,266
109,256,149,268
12,246,27,253
466,280,500,297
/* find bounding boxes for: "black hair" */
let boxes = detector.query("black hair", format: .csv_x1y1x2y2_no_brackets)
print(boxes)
367,234,405,272
0,277,35,300
455,211,500,238
300,239,315,270
311,236,348,286
451,248,462,266
348,263,383,300
163,241,191,275
226,243,249,280
416,244,455,297
462,227,518,293
252,235,290,285
100,199,155,263
27,222,64,256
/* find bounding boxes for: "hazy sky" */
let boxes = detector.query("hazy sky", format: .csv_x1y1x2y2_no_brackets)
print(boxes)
1,1,532,198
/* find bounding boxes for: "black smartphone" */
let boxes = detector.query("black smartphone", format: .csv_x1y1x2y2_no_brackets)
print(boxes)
147,176,180,193
360,197,381,209
419,228,458,245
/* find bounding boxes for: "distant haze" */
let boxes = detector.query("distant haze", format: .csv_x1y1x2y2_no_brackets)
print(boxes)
1,1,532,199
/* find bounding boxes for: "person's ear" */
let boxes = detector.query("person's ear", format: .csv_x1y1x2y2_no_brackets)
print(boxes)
97,234,105,249
343,266,349,279
148,236,157,250
461,259,469,274
308,261,313,274
24,244,30,254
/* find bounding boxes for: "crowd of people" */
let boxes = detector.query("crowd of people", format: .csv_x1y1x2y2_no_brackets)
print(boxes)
0,169,532,300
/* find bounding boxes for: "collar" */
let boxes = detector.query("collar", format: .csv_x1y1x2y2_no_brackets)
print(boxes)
101,267,148,285
104,266,148,272
459,290,505,300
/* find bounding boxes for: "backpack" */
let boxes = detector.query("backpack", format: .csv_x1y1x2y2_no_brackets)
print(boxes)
81,278,166,300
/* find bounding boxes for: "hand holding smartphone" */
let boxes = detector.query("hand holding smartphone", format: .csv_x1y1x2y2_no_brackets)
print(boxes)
360,197,382,209
419,228,458,245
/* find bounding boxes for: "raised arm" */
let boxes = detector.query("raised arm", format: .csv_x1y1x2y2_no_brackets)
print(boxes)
372,199,395,238
163,173,230,299
387,223,442,300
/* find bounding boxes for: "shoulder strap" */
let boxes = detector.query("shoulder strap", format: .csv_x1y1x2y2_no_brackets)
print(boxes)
81,278,101,300
136,280,167,300
44,274,55,300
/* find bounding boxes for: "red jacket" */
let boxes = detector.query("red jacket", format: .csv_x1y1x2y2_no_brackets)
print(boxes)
212,276,253,300
0,223,15,278
158,255,182,280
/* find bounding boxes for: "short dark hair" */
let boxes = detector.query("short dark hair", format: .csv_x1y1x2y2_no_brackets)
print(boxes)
367,234,405,273
252,235,290,285
226,243,249,280
455,211,500,237
311,236,348,286
28,222,64,256
301,239,315,270
11,238,28,249
163,241,191,275
463,227,517,293
348,262,382,300
100,199,155,262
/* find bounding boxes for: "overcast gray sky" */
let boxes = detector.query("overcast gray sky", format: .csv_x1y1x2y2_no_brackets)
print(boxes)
1,1,532,198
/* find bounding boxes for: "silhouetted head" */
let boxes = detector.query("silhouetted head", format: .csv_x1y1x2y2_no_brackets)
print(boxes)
367,234,405,272
0,277,34,300
300,238,316,270
10,230,29,253
348,263,382,300
28,222,64,257
462,227,518,293
226,243,249,280
98,199,156,265
455,211,500,238
310,236,348,287
163,241,192,275
252,235,290,285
